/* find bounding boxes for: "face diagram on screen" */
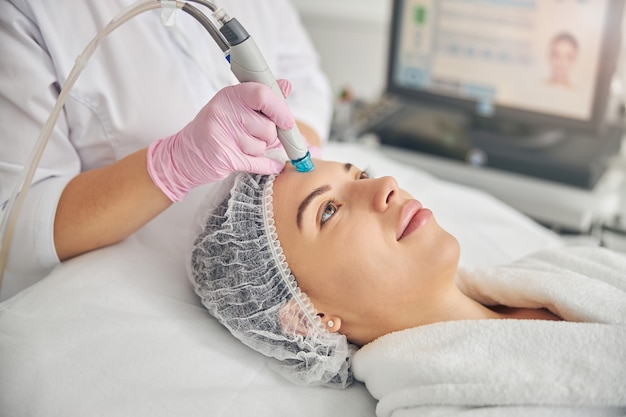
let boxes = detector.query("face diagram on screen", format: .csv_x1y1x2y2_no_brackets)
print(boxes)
547,32,579,88
393,0,610,122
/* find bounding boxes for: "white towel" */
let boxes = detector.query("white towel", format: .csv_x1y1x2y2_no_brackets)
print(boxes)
353,246,626,417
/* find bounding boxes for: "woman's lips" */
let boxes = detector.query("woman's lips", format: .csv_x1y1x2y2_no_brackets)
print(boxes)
397,200,432,240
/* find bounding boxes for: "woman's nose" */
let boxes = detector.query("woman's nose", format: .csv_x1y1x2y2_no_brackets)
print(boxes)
371,176,399,212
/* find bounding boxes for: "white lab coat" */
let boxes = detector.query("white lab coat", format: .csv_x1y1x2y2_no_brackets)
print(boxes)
0,0,332,300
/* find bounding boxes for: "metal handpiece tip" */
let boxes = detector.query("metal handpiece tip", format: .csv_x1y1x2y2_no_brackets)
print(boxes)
291,152,314,172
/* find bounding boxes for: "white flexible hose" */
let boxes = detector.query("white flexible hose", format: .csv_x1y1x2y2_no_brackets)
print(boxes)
0,0,185,288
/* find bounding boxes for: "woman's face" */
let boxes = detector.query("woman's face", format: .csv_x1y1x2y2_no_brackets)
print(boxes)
272,160,460,345
549,39,577,84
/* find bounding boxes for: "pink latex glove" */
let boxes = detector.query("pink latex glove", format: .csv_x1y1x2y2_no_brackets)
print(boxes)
147,80,295,202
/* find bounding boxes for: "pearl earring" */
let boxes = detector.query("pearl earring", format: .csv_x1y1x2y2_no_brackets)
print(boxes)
327,320,334,328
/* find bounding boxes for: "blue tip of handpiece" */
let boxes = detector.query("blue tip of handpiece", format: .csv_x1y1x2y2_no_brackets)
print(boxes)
291,151,314,172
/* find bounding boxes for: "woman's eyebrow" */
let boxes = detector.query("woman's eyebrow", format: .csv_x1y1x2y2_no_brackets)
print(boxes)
295,163,355,230
297,185,330,231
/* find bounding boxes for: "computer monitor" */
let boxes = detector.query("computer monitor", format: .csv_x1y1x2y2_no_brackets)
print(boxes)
387,0,625,131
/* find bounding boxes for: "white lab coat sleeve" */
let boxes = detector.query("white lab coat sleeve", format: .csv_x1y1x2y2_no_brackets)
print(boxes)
0,176,72,301
0,1,81,280
273,0,333,142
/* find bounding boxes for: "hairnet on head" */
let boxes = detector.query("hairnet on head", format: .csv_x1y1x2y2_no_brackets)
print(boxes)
189,172,355,388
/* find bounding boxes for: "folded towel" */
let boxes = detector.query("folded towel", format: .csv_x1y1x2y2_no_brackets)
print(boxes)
353,246,626,417
457,245,626,324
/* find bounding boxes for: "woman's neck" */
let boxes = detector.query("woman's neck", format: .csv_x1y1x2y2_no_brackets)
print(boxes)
353,282,563,346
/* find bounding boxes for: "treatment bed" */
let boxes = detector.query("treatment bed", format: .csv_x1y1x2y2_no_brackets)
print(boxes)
0,141,564,417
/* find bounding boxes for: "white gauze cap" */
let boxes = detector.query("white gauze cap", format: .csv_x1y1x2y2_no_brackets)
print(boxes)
189,172,355,388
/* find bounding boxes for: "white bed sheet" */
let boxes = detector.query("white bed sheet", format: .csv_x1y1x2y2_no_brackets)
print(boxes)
0,142,563,417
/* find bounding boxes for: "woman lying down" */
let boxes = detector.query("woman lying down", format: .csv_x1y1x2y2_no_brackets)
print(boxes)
189,159,626,416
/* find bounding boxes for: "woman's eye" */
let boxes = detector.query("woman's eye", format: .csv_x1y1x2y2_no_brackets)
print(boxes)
359,169,371,180
320,201,338,225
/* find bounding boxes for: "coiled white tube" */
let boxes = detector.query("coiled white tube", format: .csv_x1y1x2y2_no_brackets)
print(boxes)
0,0,185,286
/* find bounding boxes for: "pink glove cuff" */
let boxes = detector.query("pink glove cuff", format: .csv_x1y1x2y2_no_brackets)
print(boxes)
147,135,190,202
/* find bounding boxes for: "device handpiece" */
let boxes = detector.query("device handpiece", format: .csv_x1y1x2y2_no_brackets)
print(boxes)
218,17,314,172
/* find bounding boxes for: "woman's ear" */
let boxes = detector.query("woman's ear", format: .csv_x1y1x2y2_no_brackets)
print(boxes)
320,314,342,333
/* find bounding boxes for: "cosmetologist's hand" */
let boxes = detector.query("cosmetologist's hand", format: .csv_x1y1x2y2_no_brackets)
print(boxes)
146,80,294,202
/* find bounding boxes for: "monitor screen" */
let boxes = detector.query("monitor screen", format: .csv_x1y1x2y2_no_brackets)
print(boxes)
388,0,624,129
